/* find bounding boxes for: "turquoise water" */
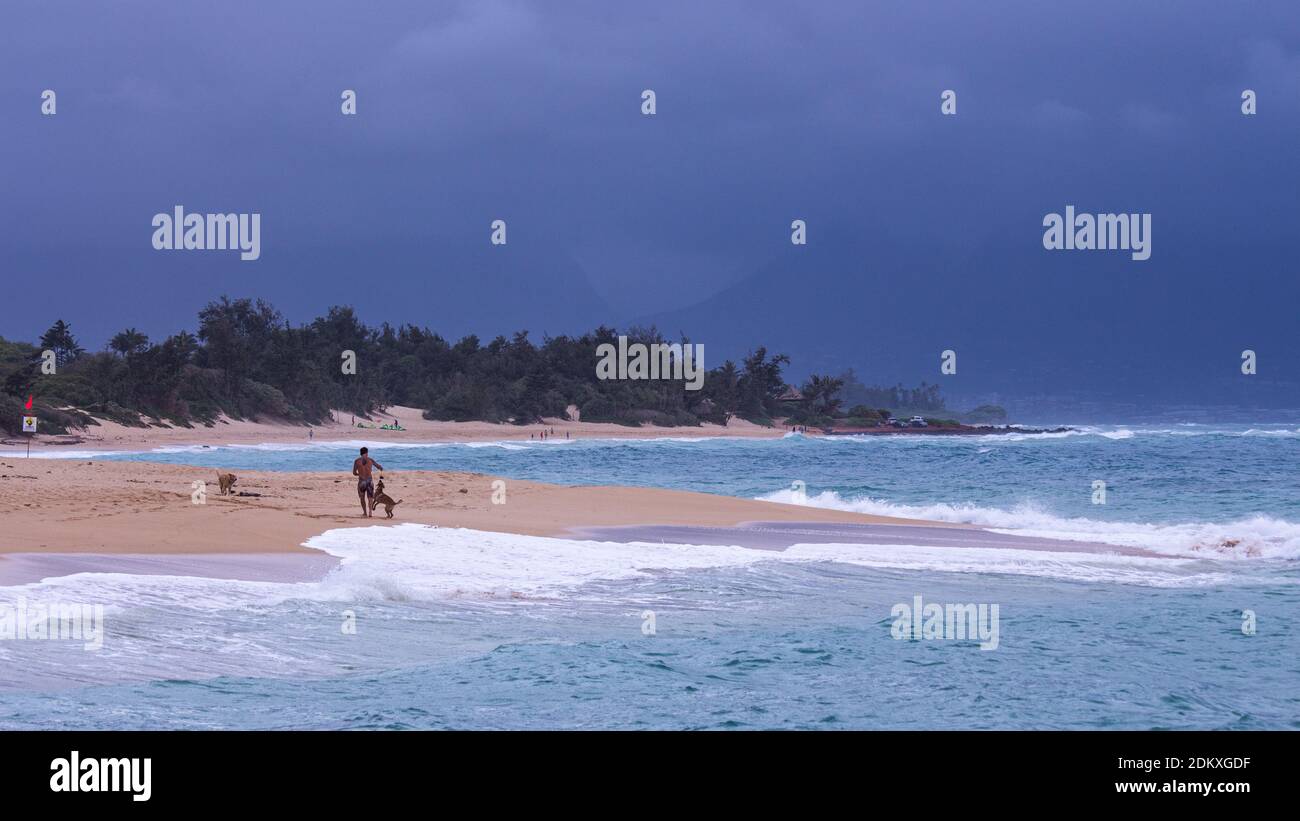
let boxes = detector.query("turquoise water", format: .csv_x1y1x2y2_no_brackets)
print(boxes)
1,425,1298,729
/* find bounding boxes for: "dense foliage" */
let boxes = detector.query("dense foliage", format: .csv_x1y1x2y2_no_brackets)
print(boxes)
1,298,980,436
1,299,788,434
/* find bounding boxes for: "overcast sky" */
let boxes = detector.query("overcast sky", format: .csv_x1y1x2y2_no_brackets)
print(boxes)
3,1,1299,404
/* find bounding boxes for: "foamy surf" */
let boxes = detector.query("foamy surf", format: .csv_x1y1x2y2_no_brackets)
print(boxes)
304,524,772,600
0,524,1284,698
782,542,1229,586
0,523,1246,619
303,525,1246,592
759,488,1300,560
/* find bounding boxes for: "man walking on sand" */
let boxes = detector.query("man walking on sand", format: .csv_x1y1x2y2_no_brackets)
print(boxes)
352,446,384,517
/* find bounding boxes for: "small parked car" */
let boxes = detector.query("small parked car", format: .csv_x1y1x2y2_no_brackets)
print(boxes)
908,416,928,428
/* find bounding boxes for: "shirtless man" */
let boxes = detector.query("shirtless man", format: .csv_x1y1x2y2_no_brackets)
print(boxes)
352,447,385,517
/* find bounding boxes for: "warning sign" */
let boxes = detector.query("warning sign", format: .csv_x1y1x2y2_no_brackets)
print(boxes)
22,416,37,433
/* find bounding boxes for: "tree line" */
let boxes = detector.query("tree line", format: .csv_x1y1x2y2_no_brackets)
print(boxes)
0,298,966,436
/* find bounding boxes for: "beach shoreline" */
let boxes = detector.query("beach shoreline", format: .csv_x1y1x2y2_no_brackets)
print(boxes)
0,449,1166,587
4,404,791,454
0,458,947,561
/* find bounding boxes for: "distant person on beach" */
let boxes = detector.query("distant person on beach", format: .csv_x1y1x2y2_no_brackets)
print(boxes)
352,446,384,517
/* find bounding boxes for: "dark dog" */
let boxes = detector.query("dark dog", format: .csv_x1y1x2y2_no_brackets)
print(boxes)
370,478,402,519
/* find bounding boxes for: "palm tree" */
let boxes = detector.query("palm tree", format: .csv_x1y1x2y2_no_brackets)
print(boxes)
165,330,199,362
802,374,845,416
109,328,149,357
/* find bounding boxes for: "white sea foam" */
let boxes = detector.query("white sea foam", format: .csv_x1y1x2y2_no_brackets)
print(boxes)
303,525,1233,591
782,543,1228,586
804,424,1300,444
0,526,767,608
303,525,771,600
0,449,134,460
0,519,1280,698
758,488,1300,560
284,525,1260,594
1,521,1243,626
1096,428,1135,440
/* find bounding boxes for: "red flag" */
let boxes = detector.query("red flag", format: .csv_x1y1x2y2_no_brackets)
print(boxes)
25,395,33,410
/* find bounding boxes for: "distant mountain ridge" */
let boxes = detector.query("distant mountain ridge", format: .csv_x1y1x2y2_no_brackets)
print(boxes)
635,238,1300,413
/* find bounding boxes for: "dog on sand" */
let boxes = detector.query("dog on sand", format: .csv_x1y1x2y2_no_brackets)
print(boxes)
370,478,402,518
216,471,237,495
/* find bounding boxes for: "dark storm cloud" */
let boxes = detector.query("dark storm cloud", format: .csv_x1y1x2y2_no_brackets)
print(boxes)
2,1,1298,405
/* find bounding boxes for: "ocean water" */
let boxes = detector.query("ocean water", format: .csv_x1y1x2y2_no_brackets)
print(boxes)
2,424,1298,729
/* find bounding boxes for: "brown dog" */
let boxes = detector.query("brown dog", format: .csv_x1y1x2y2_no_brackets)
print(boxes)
370,478,402,519
216,472,237,496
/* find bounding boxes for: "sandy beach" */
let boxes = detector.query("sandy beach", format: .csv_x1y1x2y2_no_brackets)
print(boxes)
0,452,963,584
0,446,1166,587
0,458,941,553
6,405,790,453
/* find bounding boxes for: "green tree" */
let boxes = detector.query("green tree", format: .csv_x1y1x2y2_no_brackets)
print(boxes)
802,374,845,416
39,320,84,366
109,328,150,357
196,296,282,397
737,347,790,420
